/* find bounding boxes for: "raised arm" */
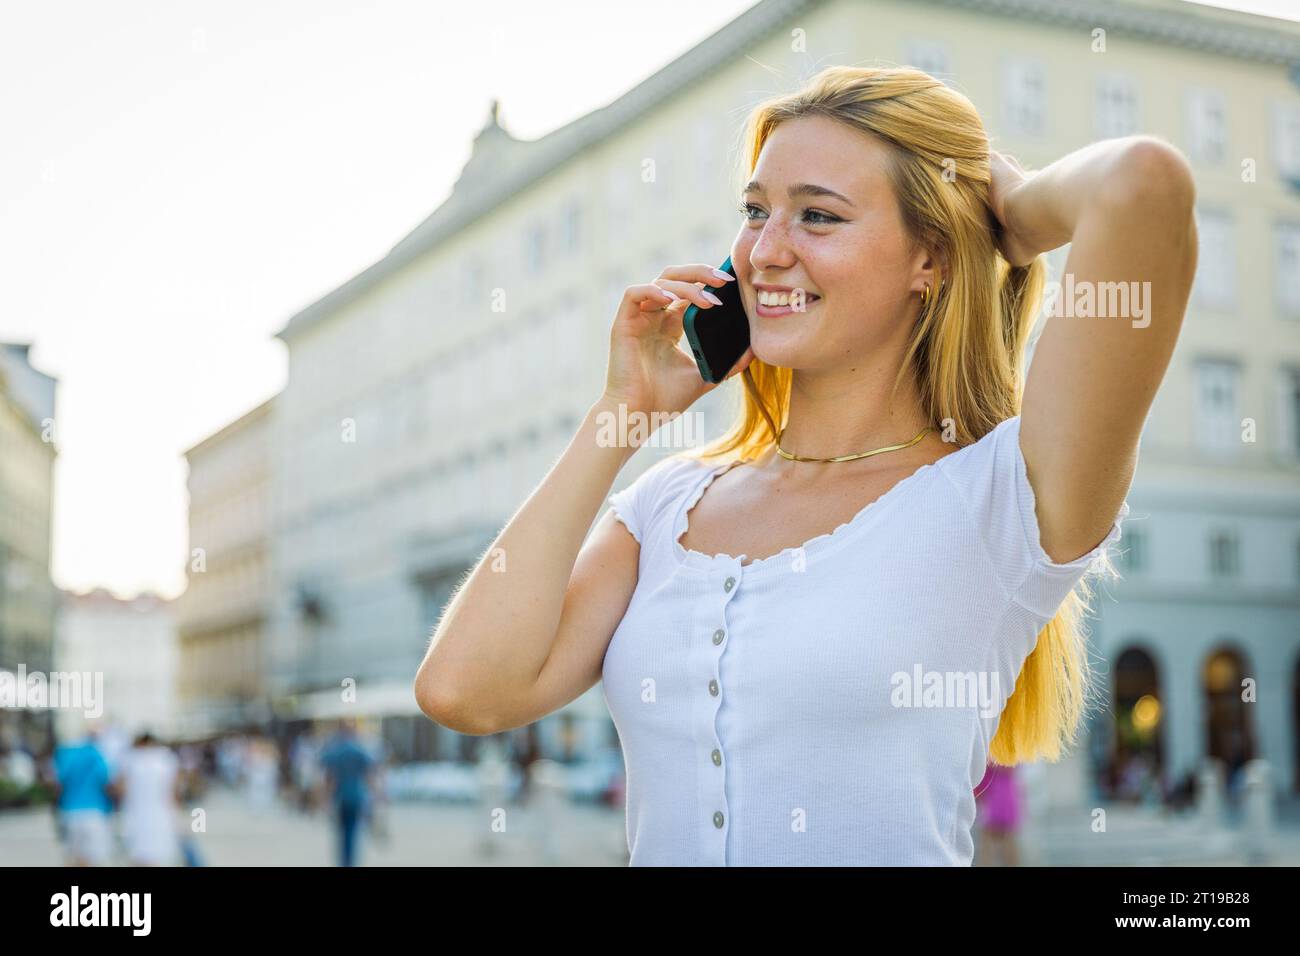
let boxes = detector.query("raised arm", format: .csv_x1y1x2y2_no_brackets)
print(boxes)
993,136,1198,564
414,264,751,736
413,396,638,735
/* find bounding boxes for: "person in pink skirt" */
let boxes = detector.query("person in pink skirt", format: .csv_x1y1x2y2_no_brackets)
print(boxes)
974,763,1022,866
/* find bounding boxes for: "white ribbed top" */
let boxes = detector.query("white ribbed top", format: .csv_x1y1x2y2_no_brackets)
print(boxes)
601,415,1129,866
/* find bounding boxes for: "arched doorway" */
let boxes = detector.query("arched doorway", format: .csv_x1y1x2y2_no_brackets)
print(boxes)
1107,646,1164,803
1203,645,1257,806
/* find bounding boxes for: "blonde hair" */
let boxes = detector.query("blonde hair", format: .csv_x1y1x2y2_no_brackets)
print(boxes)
683,65,1113,766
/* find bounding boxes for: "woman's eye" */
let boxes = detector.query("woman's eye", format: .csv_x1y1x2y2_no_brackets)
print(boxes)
736,202,840,225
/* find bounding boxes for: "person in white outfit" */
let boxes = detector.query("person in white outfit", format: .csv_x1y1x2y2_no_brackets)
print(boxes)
414,64,1197,865
119,731,182,866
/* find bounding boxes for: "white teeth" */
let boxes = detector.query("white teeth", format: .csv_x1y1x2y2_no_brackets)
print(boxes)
758,290,818,306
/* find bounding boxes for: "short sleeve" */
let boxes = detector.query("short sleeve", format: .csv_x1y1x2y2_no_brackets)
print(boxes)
606,453,696,545
941,415,1130,619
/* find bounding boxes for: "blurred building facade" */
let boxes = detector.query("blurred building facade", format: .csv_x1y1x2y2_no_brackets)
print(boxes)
0,342,58,753
176,397,274,737
993,0,1300,801
54,589,178,740
218,0,1300,797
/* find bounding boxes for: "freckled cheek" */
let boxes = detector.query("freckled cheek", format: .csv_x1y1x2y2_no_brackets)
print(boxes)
819,236,906,299
731,230,758,266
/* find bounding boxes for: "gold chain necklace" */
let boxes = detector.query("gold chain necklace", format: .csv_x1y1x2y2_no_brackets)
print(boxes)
774,425,933,463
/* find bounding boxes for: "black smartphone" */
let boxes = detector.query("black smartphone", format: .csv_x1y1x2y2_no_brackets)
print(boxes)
683,256,749,384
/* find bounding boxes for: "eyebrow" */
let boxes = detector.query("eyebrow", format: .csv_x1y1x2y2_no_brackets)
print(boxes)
742,180,855,207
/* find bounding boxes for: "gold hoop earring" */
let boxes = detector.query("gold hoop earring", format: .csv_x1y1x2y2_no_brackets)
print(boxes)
921,277,947,310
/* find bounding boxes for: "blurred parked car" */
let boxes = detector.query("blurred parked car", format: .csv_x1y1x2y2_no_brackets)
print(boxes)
384,761,524,803
565,749,625,805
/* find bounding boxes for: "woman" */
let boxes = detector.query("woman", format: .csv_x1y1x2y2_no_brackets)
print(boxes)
415,65,1197,865
119,732,182,866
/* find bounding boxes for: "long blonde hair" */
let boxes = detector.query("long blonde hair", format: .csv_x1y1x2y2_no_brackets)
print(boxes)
683,65,1113,766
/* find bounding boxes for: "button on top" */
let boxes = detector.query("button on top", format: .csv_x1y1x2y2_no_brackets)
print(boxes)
723,576,736,592
712,628,725,645
708,679,719,696
711,749,722,766
713,811,725,828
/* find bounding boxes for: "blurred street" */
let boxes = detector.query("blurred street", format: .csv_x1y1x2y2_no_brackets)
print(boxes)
0,785,630,867
9,780,1300,866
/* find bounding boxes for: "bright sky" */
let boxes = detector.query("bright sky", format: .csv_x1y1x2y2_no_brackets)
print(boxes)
1,0,1296,601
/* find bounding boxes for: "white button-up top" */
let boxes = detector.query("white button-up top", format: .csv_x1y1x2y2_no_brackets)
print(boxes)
602,415,1129,866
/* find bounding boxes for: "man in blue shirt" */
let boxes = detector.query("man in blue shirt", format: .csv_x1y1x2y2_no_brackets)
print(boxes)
318,718,377,867
52,726,117,866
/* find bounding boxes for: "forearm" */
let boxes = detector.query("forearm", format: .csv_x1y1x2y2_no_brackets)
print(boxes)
415,397,636,714
1002,135,1166,256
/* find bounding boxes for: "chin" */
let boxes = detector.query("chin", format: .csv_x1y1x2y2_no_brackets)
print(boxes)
749,335,818,371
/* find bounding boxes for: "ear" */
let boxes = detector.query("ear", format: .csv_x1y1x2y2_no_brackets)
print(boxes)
909,245,947,294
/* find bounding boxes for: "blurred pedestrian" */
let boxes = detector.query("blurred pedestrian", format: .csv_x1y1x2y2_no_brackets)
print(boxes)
244,736,279,812
318,718,376,867
119,731,182,866
290,730,323,813
176,744,207,866
973,762,1023,866
51,720,116,866
511,727,540,805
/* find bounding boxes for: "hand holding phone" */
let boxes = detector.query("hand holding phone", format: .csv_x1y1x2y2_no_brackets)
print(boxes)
682,256,751,384
602,262,753,420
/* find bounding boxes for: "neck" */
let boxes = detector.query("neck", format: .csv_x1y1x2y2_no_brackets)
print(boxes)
772,360,934,467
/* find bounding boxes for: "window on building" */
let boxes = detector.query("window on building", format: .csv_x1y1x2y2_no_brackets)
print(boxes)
462,257,485,310
604,164,632,240
1208,529,1239,578
691,117,719,194
1195,358,1241,453
649,150,675,200
1116,525,1146,574
1002,59,1046,137
904,39,950,81
1192,208,1236,310
1186,89,1226,165
1274,100,1300,184
1095,74,1138,140
524,221,547,274
1275,222,1300,316
1277,366,1300,460
489,327,512,402
560,199,582,254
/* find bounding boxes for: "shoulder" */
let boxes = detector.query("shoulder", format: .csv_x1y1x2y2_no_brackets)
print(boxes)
607,452,713,544
930,416,1019,496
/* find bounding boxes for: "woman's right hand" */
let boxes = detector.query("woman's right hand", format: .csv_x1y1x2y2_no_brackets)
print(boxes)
601,263,754,421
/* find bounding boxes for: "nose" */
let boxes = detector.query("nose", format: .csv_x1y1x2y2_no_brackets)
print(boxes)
747,215,798,274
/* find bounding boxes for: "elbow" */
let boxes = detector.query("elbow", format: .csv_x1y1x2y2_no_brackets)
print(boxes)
413,668,499,736
1102,136,1197,216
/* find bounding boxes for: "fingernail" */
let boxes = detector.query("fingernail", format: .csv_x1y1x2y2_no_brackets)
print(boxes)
712,268,735,281
702,290,723,305
662,289,679,300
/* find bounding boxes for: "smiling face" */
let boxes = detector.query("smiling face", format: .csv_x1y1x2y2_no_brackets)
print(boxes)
731,114,935,371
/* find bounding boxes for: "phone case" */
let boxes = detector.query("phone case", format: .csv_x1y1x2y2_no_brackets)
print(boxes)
682,256,749,384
